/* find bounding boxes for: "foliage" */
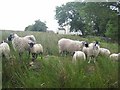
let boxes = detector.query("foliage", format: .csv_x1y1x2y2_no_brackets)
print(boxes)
55,2,118,40
105,16,118,41
25,19,47,32
55,2,85,35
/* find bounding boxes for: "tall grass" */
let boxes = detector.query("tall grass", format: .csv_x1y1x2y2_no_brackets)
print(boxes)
1,30,119,88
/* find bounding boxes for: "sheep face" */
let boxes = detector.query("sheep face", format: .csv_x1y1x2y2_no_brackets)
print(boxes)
28,42,35,48
81,41,86,45
94,44,99,50
84,42,89,47
7,33,14,41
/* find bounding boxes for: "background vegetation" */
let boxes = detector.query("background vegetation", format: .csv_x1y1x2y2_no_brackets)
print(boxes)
1,30,119,88
25,19,47,32
55,2,119,41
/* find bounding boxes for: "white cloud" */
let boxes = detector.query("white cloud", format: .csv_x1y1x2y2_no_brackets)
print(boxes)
0,0,74,32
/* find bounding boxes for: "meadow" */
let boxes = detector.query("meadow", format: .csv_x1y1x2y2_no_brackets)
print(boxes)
1,30,119,88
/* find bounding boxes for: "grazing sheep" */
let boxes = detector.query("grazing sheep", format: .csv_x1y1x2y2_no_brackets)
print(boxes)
24,35,36,43
7,33,34,60
109,53,119,61
99,48,111,56
82,42,100,63
58,38,86,55
72,51,86,63
28,42,43,61
0,41,10,59
89,41,99,47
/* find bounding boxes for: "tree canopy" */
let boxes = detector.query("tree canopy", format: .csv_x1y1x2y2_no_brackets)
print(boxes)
55,2,118,40
25,19,47,32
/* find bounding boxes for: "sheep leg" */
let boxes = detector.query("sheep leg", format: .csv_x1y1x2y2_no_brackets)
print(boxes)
35,54,38,59
59,50,63,56
28,50,31,59
88,57,91,63
93,58,96,63
32,53,35,62
39,52,43,59
64,51,69,56
72,56,76,64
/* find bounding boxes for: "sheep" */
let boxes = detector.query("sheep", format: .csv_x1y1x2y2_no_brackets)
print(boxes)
109,53,119,61
0,41,10,59
7,33,34,60
28,42,43,61
24,35,36,43
89,41,99,47
72,51,86,63
58,38,86,55
99,48,111,56
82,42,100,63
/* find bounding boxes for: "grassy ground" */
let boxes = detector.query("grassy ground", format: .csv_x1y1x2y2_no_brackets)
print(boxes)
1,30,119,88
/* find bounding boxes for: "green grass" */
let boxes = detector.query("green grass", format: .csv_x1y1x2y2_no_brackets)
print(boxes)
1,30,119,88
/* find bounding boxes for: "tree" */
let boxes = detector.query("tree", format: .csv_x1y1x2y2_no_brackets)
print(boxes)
105,16,118,41
55,2,85,35
55,2,118,40
82,2,117,36
25,19,47,32
25,25,34,31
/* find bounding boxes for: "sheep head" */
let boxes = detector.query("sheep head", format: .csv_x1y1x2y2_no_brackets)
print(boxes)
28,42,35,48
7,33,17,41
84,42,89,47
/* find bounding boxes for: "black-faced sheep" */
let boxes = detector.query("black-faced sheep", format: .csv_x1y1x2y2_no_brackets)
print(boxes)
82,42,100,63
28,42,43,61
24,35,36,43
7,33,34,60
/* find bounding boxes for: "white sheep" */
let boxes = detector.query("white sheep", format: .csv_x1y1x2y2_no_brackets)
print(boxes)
99,48,111,56
72,51,86,63
28,42,43,61
7,33,34,60
24,35,36,43
58,38,86,55
82,42,100,63
89,41,99,47
0,41,10,59
109,53,119,61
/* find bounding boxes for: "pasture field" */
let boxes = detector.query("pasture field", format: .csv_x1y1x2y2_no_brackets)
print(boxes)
1,30,119,88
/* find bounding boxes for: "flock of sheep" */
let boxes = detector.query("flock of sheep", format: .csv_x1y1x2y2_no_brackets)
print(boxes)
0,33,119,66
58,38,119,63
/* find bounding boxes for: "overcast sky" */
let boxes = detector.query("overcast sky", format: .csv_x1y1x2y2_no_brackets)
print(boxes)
0,0,115,32
0,0,76,32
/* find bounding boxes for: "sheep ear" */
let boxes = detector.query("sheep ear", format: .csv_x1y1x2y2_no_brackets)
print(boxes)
82,41,86,45
73,51,76,55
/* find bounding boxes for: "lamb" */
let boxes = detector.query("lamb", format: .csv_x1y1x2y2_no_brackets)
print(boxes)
109,53,119,61
7,33,34,60
82,42,100,63
99,48,111,56
72,51,86,63
58,38,86,55
0,41,10,59
28,42,43,61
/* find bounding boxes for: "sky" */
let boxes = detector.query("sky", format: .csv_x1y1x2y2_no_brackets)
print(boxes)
0,0,75,32
0,0,115,32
